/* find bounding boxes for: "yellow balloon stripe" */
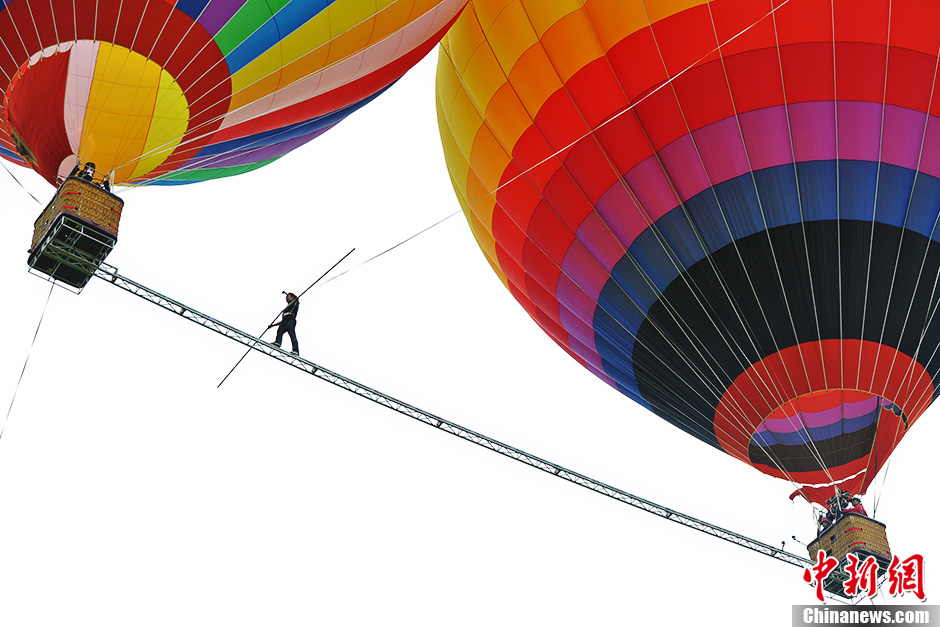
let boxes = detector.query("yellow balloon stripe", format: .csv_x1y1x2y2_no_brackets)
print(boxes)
79,43,190,184
436,46,505,281
128,70,190,182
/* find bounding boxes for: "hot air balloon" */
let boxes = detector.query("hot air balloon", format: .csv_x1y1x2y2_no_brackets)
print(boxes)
436,0,940,538
1,0,467,287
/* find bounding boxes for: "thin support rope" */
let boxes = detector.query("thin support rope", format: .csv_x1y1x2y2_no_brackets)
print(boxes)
323,211,460,286
855,46,940,493
872,459,891,518
484,0,795,199
1,283,54,441
855,0,894,390
1,159,42,203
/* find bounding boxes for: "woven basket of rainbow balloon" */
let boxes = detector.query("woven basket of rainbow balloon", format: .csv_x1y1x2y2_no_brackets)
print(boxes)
31,177,123,250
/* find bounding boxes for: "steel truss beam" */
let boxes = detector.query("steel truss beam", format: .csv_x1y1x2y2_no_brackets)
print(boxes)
93,262,812,570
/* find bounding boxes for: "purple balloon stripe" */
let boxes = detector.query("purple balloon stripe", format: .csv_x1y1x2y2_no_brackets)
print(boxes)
755,396,880,434
591,101,940,252
751,408,879,448
199,0,251,36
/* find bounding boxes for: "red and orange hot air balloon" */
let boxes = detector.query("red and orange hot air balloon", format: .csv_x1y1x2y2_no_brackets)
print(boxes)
437,0,940,508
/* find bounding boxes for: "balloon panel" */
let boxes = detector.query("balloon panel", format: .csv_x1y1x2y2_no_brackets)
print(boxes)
437,0,940,502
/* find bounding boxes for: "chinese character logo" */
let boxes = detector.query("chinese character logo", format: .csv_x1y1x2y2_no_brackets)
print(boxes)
887,554,926,601
803,552,926,601
804,550,839,602
843,554,879,598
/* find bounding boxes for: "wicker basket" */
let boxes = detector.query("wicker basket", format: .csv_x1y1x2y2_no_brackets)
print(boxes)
808,513,891,564
28,177,123,289
31,177,123,250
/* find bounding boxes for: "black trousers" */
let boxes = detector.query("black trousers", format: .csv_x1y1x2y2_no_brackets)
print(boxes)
275,317,299,352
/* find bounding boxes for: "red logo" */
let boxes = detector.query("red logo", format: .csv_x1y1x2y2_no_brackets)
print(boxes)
803,550,840,602
887,554,926,601
843,554,879,598
803,552,926,601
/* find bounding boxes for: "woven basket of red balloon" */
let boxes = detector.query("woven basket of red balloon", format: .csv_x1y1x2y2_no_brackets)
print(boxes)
809,514,892,566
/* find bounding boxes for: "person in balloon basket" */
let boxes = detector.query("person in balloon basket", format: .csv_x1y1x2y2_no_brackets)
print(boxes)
844,497,868,517
818,509,837,532
269,292,300,355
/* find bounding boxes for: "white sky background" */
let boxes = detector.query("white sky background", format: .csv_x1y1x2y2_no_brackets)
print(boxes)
0,52,938,626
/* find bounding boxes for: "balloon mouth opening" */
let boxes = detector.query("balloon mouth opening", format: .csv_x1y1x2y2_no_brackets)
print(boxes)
745,389,902,475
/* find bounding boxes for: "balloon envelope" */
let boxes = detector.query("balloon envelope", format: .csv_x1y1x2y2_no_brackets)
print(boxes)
0,0,466,186
437,0,940,504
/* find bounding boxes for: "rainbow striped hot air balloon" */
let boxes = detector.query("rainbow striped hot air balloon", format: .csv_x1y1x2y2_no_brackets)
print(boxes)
437,0,940,506
0,0,466,186
3,0,466,288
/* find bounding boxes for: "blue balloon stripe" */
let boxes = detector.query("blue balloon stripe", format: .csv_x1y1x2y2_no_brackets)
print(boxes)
597,159,940,356
224,0,335,74
0,146,26,163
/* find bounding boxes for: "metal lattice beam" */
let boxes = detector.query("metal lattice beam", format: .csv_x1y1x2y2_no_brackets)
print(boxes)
93,262,812,570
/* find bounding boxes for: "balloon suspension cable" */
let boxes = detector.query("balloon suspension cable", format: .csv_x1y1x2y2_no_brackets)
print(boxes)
87,260,814,574
216,247,356,389
1,283,54,441
872,459,892,519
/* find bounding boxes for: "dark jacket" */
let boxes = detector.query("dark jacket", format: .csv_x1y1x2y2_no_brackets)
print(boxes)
281,299,299,320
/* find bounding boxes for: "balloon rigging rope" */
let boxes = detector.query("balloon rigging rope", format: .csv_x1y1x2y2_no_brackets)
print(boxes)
847,6,940,499
859,34,940,495
486,0,795,200
765,3,843,484
694,0,837,484
872,459,891,518
616,0,817,486
0,283,54,442
1,0,30,72
854,0,893,395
